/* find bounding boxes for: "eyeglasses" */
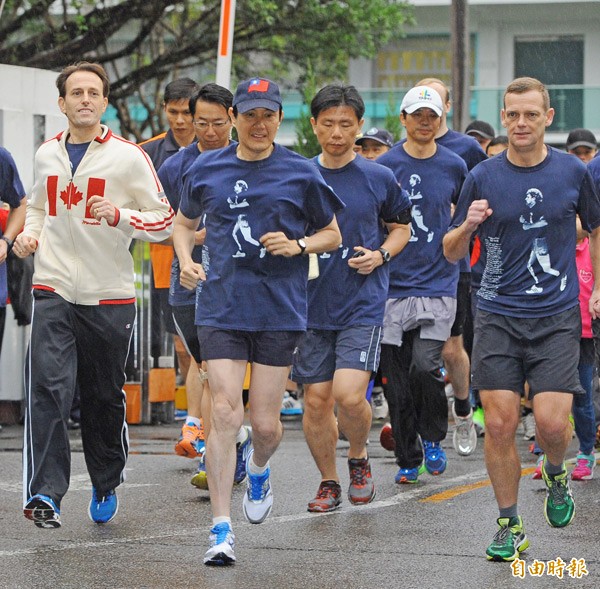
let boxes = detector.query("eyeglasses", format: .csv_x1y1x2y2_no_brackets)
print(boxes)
193,120,230,129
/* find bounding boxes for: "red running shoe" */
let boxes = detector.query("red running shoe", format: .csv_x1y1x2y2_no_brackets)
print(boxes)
307,480,342,512
380,423,395,452
347,457,375,505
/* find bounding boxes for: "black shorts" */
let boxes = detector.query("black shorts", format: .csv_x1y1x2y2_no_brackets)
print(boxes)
197,327,302,367
172,305,202,363
472,306,583,397
450,272,471,337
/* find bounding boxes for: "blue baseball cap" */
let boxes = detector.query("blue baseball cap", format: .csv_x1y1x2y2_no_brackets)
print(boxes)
233,78,282,113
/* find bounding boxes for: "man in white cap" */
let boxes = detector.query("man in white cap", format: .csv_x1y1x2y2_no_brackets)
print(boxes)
376,86,467,484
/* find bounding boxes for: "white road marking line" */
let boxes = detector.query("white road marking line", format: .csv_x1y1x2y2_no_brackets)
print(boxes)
0,469,490,558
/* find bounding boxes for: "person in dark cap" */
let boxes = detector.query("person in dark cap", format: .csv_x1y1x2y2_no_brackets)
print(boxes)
465,120,495,152
174,77,343,566
355,127,394,160
566,128,598,164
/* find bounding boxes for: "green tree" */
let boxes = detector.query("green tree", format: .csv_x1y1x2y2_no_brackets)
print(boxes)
384,92,403,142
293,63,321,158
0,0,414,140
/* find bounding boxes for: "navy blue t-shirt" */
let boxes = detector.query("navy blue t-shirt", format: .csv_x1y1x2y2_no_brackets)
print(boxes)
179,143,345,330
0,147,25,306
377,144,467,298
158,143,203,307
307,155,411,328
437,129,487,172
451,148,600,317
589,155,600,191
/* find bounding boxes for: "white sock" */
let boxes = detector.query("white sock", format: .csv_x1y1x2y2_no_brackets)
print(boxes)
185,416,201,428
212,516,231,529
248,454,269,475
236,425,248,445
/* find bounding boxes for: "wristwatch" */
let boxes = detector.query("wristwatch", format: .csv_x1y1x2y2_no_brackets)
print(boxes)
1,236,13,252
378,247,391,264
296,238,307,255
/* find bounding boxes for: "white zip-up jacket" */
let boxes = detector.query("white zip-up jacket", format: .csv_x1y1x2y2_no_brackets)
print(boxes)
24,126,174,305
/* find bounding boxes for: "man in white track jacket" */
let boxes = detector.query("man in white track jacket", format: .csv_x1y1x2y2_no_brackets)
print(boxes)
14,61,173,529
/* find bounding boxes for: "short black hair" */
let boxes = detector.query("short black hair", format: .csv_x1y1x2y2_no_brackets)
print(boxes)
163,78,200,104
189,83,234,117
486,135,508,154
310,84,365,121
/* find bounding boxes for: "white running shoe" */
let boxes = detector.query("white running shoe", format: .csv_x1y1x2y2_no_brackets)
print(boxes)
522,412,536,441
204,522,236,566
371,388,389,420
452,402,477,456
242,449,273,524
281,391,303,416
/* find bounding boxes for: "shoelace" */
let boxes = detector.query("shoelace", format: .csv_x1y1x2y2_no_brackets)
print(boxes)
492,526,512,545
349,462,368,486
548,477,569,506
248,471,269,500
317,483,339,499
212,524,233,545
424,442,441,459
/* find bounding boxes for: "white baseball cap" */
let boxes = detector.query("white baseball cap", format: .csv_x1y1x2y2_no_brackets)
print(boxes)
400,86,443,117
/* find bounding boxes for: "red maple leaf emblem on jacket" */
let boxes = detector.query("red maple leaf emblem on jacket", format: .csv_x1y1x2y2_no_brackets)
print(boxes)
60,181,83,209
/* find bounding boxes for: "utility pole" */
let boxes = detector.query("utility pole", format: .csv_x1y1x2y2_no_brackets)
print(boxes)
216,0,236,90
451,0,470,132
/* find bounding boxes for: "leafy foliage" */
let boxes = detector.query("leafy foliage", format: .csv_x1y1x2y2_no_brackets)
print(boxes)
0,0,414,140
293,63,321,158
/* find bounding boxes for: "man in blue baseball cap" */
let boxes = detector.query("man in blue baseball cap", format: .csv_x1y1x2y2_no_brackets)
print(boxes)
174,77,343,566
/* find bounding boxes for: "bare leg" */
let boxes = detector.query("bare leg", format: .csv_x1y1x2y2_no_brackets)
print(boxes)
334,369,372,460
533,392,573,466
481,389,522,509
303,381,338,481
247,363,291,467
442,335,470,402
204,359,247,519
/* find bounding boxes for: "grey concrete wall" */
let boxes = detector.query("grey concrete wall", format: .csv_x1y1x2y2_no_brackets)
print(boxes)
0,65,65,404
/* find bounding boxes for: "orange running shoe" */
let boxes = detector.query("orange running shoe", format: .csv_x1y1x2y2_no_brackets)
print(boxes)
175,420,205,458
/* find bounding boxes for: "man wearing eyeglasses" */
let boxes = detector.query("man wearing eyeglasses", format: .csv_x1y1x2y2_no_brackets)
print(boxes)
140,78,201,435
157,83,251,491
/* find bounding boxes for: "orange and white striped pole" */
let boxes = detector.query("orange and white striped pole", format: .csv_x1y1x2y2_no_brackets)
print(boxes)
215,0,236,90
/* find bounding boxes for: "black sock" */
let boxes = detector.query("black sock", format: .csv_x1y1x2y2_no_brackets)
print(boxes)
454,397,472,417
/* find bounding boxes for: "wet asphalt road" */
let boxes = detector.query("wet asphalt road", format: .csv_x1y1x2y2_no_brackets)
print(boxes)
0,416,598,589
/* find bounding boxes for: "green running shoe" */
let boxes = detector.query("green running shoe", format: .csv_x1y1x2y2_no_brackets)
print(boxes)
542,458,575,528
486,516,529,562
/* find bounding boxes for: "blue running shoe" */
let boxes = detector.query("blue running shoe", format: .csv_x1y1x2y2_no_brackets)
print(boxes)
24,494,61,529
423,440,447,475
395,467,419,484
204,522,236,566
242,449,273,524
234,426,252,484
191,453,209,490
88,488,118,524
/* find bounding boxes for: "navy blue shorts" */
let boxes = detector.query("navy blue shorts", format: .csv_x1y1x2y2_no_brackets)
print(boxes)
172,305,202,363
472,306,583,397
197,327,302,367
291,325,382,384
